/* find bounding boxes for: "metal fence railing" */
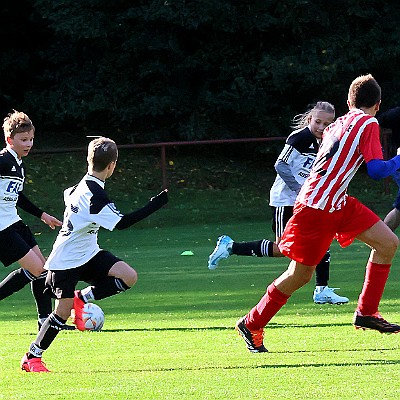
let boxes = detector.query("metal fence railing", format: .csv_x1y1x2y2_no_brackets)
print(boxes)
32,131,393,193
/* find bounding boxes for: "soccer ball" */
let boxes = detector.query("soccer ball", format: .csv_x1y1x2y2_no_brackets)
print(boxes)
82,303,105,331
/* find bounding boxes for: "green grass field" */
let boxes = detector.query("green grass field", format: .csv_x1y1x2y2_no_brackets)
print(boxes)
0,150,399,399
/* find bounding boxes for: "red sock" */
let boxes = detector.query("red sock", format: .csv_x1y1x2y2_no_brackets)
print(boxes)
357,261,391,316
246,282,290,330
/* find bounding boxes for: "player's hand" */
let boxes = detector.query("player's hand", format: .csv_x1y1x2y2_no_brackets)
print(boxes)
150,189,168,208
397,147,400,155
41,212,63,230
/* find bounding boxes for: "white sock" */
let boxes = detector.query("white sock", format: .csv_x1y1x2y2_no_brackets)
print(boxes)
315,286,326,293
81,286,94,302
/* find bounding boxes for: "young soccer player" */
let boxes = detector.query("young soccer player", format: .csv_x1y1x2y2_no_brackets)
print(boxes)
208,102,349,304
0,110,63,330
377,106,400,231
21,137,168,372
235,74,400,353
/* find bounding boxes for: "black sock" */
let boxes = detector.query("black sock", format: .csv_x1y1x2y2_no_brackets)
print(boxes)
31,273,52,320
30,313,67,356
91,277,130,300
0,268,32,300
315,251,330,287
231,239,273,257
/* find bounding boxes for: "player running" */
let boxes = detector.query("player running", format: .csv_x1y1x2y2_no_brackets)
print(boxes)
209,101,349,304
235,74,400,353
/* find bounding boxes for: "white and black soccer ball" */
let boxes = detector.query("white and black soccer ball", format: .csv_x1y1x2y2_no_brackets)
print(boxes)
82,303,105,331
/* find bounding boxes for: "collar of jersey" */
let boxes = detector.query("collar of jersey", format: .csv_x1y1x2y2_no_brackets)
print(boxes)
6,146,22,166
86,173,105,188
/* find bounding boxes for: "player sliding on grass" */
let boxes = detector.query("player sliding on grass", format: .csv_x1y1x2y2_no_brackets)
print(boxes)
0,111,70,331
234,74,400,353
208,101,349,305
21,137,168,372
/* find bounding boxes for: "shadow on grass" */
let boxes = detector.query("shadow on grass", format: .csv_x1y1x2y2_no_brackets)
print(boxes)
85,359,400,374
98,321,355,332
16,321,377,336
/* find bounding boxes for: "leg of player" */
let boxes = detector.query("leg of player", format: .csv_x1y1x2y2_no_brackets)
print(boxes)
0,248,53,330
27,246,53,327
21,298,73,373
354,220,400,333
79,261,137,303
383,207,400,231
313,250,349,305
208,236,282,270
236,260,315,352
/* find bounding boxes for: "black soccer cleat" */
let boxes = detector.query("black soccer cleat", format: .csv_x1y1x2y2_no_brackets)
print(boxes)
235,317,268,353
353,311,400,334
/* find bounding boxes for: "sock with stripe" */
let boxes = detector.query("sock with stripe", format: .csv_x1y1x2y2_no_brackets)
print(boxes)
231,239,274,257
0,268,32,300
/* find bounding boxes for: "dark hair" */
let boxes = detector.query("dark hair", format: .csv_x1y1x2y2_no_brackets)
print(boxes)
87,137,118,172
348,74,381,109
2,110,34,138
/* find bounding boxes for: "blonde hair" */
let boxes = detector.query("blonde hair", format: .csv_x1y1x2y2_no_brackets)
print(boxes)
291,101,335,130
2,110,34,139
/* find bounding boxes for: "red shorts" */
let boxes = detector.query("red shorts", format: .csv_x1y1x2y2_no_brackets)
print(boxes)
278,196,380,266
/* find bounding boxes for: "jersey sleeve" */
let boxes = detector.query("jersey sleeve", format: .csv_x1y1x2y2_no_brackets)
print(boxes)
90,201,123,231
87,180,123,231
358,119,383,163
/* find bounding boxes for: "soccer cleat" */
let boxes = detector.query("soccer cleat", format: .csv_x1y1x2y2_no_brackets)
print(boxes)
20,353,50,373
208,235,233,270
235,317,268,353
313,286,349,304
353,311,400,334
71,290,86,331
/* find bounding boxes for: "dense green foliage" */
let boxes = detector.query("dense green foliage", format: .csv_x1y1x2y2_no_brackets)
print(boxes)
1,1,400,143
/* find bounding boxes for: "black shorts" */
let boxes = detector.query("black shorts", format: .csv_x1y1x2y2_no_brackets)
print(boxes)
271,206,294,237
0,221,38,267
45,250,122,299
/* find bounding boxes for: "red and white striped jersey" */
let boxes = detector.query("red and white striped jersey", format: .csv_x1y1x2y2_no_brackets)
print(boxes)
297,108,383,212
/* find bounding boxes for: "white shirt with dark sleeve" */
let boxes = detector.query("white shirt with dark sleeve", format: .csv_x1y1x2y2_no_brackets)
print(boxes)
0,147,43,230
269,127,319,207
45,174,123,271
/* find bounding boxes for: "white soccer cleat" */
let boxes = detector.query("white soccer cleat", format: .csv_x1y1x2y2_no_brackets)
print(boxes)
208,235,233,270
313,286,349,304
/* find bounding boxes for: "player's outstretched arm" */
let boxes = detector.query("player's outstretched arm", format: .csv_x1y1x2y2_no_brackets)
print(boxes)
115,189,169,230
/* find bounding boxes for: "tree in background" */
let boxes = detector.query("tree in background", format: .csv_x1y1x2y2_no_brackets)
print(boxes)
1,0,400,145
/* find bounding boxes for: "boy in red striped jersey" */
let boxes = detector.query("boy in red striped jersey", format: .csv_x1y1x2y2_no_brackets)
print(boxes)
236,74,400,353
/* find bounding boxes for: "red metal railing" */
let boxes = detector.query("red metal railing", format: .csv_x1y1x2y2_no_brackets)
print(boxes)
32,137,287,189
32,131,393,192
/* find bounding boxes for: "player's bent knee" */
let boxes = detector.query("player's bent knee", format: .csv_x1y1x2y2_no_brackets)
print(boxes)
123,268,138,288
109,261,137,287
381,233,399,257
